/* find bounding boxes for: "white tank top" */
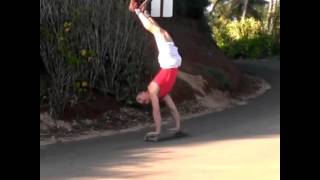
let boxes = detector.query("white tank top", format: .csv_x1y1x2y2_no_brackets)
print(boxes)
154,34,182,69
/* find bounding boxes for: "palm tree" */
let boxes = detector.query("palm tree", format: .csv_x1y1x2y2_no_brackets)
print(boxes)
210,0,269,21
266,0,279,34
241,0,249,19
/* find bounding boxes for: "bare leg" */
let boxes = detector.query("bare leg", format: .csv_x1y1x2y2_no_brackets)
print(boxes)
148,82,162,135
139,1,160,27
144,11,160,27
134,8,161,34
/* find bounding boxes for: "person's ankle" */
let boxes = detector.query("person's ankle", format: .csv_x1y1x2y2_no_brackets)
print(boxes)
143,10,151,18
135,9,142,15
139,0,150,12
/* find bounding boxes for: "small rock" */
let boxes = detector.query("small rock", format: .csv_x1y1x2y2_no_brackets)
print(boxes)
72,120,78,126
56,120,72,132
83,119,93,125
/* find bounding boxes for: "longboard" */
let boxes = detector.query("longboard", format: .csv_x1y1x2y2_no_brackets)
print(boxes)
144,130,189,142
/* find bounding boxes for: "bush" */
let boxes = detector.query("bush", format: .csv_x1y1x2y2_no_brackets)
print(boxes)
212,17,279,59
40,0,148,119
224,34,278,59
225,18,263,40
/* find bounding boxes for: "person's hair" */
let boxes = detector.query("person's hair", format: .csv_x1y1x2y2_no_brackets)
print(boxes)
136,91,144,101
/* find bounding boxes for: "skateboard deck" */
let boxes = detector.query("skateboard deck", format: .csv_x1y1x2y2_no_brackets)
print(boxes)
144,130,189,142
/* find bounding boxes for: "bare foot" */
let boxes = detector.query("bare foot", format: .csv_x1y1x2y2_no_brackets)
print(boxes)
139,0,150,13
129,0,138,13
168,127,181,132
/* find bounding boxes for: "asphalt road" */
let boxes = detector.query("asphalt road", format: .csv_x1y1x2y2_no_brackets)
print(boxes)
40,60,280,180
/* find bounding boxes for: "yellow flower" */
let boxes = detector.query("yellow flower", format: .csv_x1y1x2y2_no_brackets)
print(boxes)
82,81,88,87
80,49,87,57
64,22,72,32
64,27,71,33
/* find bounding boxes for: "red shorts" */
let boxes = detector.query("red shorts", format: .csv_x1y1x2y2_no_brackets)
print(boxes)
152,68,178,99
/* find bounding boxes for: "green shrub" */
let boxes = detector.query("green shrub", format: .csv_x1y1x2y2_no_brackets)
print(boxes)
40,0,148,119
212,17,279,59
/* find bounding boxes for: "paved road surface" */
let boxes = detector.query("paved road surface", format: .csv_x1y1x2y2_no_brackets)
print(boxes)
40,60,280,180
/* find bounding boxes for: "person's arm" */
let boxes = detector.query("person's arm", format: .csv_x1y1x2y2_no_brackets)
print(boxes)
148,82,162,134
163,95,180,130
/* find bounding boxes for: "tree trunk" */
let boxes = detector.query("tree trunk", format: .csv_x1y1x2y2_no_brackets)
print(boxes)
267,0,277,33
271,0,279,38
212,0,221,10
241,0,249,20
